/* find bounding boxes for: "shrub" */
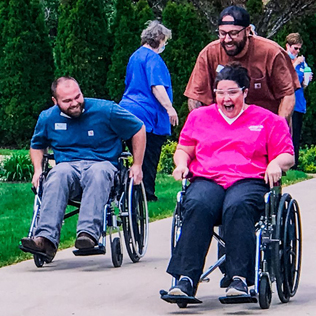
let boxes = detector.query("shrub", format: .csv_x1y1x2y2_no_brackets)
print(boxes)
298,145,316,173
0,154,33,182
158,140,177,174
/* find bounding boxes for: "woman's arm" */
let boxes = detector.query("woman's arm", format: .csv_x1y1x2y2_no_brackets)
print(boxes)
264,153,295,188
152,85,178,126
172,144,195,181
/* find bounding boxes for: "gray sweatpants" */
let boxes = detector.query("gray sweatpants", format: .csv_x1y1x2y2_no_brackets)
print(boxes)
35,160,117,248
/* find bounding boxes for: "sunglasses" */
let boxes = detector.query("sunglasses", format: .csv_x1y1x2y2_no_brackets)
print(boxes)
292,46,301,51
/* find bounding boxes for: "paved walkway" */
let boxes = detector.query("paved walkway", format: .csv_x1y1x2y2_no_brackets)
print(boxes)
1,178,316,316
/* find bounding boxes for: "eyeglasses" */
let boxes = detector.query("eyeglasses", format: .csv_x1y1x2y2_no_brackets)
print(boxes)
292,46,300,51
217,27,247,39
214,87,245,97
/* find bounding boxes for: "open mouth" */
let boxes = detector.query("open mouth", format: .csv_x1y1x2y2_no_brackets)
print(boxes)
224,103,235,112
224,43,236,50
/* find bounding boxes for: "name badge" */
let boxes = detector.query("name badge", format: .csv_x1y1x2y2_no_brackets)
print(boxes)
216,64,224,73
88,130,94,136
55,123,67,130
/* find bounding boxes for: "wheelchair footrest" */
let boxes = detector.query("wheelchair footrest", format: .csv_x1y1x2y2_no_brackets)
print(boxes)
73,245,106,256
219,294,258,304
160,290,202,305
19,245,52,261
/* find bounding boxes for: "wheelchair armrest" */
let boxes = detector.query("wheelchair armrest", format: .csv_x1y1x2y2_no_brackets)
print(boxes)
119,152,132,159
43,153,54,160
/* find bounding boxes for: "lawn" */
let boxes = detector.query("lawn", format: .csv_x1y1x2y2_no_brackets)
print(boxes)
0,170,311,268
0,148,29,156
0,174,179,268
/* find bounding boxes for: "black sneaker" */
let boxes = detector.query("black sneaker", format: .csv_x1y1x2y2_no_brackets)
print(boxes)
168,277,194,297
226,277,248,296
220,275,232,288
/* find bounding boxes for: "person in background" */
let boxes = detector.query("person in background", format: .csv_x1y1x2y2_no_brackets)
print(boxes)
286,33,313,169
120,20,178,202
185,6,300,124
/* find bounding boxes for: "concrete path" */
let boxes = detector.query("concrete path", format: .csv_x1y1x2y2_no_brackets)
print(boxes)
1,178,316,316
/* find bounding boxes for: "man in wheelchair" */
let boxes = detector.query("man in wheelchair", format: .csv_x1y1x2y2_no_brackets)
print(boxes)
164,63,294,300
21,76,146,261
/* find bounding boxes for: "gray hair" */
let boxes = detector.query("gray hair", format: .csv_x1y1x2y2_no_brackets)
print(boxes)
141,20,172,49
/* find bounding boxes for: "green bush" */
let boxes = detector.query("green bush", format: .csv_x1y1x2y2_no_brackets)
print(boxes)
158,140,177,174
298,145,316,173
0,154,33,182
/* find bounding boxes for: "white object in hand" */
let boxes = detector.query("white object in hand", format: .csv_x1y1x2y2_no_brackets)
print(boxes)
304,66,312,86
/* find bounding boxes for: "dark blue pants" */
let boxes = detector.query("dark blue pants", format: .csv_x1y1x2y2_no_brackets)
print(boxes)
292,111,304,169
142,133,166,200
166,178,269,286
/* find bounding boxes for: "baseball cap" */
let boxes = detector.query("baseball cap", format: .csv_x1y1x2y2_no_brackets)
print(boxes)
218,6,250,27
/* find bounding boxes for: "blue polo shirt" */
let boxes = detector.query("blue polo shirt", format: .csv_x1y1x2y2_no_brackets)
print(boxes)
31,98,143,166
119,46,173,136
294,62,307,113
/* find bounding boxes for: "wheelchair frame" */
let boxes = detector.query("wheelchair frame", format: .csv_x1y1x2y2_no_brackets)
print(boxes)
162,178,302,309
21,153,149,268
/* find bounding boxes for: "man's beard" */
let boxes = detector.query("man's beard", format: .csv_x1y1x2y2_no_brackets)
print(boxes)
221,35,247,56
61,101,85,118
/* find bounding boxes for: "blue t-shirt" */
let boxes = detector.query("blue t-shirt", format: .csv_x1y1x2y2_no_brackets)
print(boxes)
31,98,143,166
119,46,173,136
294,62,307,113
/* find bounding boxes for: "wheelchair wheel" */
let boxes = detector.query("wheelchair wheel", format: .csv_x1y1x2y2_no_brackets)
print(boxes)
259,275,272,309
122,178,149,263
33,254,44,268
171,202,182,253
274,193,291,303
111,237,123,268
177,302,188,309
283,198,302,297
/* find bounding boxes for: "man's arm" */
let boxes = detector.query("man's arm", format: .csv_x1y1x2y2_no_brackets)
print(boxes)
152,85,178,126
188,99,203,112
129,125,146,185
30,148,45,188
278,93,295,124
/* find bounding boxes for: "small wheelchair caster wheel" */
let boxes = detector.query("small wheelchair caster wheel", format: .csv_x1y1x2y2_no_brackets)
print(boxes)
111,237,123,267
34,254,44,268
259,275,272,309
250,289,257,297
177,302,188,308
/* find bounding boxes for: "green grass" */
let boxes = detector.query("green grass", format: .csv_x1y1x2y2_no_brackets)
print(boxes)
0,170,311,268
0,174,179,268
0,149,29,156
282,169,312,186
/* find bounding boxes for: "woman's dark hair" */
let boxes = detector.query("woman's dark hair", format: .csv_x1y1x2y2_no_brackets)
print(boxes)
214,62,250,90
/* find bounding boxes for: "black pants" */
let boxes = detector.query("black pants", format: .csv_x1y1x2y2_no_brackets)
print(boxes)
142,132,166,200
166,178,269,286
292,111,304,169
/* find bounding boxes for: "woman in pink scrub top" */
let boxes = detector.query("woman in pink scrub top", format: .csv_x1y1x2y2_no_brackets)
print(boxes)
165,62,294,299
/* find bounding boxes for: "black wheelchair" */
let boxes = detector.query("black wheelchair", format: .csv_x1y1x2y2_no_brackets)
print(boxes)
161,178,302,309
20,152,149,268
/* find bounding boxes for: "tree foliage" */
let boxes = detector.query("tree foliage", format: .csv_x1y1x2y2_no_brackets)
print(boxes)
106,0,154,103
0,0,54,147
162,1,211,137
147,0,316,38
54,0,110,98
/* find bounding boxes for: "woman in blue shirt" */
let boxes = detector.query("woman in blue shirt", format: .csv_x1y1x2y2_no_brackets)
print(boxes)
286,33,312,169
120,20,178,201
